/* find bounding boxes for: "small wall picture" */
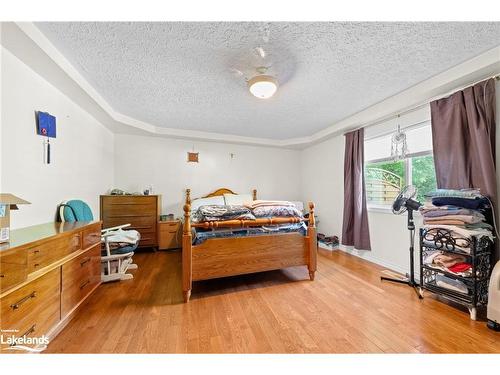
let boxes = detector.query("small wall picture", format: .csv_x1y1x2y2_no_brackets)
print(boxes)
187,152,199,163
36,111,57,138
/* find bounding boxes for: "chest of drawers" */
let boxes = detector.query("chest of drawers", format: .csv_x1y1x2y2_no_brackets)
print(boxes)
100,195,161,249
0,221,101,352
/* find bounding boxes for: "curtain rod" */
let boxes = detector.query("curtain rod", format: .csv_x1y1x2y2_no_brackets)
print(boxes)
343,73,500,136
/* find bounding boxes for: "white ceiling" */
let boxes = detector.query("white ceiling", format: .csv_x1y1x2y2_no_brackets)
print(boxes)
35,22,500,140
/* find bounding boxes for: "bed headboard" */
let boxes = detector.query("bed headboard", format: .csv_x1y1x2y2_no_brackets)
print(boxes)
202,188,237,198
202,188,257,200
185,188,257,204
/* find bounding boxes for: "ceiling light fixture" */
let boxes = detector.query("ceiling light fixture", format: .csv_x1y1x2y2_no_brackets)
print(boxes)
248,73,278,99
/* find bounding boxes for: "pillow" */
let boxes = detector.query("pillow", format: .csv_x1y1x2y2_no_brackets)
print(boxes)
223,193,253,206
191,196,225,211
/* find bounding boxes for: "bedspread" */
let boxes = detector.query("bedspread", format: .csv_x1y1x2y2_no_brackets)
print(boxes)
192,222,307,245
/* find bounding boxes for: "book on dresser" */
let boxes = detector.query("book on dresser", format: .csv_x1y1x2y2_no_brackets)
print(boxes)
100,195,162,250
0,221,102,352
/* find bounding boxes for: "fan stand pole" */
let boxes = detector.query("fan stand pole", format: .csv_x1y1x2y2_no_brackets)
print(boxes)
380,208,423,299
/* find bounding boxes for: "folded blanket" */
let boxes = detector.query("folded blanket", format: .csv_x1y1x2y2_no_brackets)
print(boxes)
422,240,471,254
432,197,489,210
192,205,256,222
424,214,483,224
425,188,482,199
464,222,493,230
420,202,462,213
448,263,472,273
433,253,467,268
252,205,304,218
436,274,469,294
423,219,468,226
422,224,493,242
422,208,483,218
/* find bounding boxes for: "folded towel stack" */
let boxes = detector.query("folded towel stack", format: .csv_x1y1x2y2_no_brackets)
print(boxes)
420,189,492,230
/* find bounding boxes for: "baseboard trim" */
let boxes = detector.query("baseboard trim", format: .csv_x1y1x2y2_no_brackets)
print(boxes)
337,246,420,279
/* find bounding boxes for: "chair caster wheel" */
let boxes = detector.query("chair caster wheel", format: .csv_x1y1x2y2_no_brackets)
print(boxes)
487,319,500,331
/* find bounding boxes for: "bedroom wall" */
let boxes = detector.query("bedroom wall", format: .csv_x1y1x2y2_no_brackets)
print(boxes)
300,130,421,274
0,47,115,229
114,134,302,217
301,80,500,274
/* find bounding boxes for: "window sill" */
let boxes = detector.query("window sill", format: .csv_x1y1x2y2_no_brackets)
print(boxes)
368,205,422,215
367,206,393,214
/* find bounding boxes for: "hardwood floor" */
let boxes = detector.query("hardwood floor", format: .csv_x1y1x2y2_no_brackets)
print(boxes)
45,249,500,353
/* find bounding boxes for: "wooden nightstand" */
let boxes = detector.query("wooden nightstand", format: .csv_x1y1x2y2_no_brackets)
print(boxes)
158,220,181,250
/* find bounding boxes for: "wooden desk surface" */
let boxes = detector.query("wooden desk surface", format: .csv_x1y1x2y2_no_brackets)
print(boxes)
0,221,99,252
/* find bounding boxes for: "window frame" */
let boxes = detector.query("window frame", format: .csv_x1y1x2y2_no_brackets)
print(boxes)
365,150,434,212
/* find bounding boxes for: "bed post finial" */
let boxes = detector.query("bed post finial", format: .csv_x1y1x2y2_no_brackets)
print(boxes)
252,189,257,201
184,189,191,234
308,202,315,228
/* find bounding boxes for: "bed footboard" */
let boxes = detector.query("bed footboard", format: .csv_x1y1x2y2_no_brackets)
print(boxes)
182,188,317,302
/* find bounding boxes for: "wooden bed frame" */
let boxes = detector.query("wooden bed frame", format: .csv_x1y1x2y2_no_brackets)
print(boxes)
182,188,317,302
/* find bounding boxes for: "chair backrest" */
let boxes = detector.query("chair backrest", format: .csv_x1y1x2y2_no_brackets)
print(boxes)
60,200,94,222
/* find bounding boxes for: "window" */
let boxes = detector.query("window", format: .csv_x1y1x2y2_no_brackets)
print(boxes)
364,122,437,208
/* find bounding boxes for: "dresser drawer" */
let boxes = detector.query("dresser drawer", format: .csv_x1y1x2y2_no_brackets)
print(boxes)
0,268,60,331
102,195,158,207
103,202,157,216
0,249,28,293
103,216,156,232
82,223,101,249
61,244,100,317
27,232,81,274
0,296,59,352
158,221,180,232
138,234,157,247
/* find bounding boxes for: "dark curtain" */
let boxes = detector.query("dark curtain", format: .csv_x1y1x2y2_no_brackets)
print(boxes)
430,78,497,259
342,128,371,250
430,78,497,207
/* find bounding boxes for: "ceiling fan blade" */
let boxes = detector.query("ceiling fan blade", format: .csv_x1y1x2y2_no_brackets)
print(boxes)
229,68,248,82
255,46,266,59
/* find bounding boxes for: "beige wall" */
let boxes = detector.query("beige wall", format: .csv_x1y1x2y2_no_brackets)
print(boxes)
114,134,302,217
1,48,115,228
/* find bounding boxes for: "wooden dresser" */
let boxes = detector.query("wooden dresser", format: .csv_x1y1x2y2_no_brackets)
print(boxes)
0,221,101,352
100,195,161,249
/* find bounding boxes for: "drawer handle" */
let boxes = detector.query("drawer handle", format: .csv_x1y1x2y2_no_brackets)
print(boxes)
21,324,36,338
34,263,40,268
0,274,5,278
10,291,37,310
80,257,91,267
80,279,91,289
10,325,36,347
33,249,40,254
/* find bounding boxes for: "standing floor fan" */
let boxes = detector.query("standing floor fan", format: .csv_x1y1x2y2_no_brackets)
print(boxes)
381,185,423,299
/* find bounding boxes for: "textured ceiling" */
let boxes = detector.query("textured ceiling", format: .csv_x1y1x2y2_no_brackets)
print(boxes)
36,22,500,140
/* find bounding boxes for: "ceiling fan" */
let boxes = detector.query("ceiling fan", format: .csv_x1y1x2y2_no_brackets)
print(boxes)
230,25,279,99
